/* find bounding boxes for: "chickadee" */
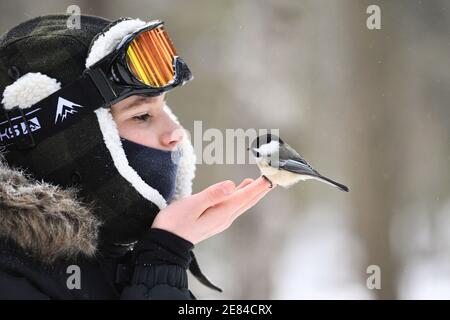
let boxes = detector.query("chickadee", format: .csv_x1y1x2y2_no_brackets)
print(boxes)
249,134,349,192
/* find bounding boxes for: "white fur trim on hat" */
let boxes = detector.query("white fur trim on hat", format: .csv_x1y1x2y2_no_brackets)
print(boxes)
164,104,196,201
94,107,167,209
2,72,61,110
85,19,146,68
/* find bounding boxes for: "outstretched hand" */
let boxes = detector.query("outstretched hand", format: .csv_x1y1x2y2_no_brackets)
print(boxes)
151,177,274,244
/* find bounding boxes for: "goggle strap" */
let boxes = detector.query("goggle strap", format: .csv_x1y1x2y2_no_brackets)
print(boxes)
86,68,117,104
0,74,106,151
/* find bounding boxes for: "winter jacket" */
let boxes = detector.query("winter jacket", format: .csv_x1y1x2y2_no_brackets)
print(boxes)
0,161,197,300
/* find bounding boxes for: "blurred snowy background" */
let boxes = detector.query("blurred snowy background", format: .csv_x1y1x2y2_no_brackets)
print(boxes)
1,0,450,299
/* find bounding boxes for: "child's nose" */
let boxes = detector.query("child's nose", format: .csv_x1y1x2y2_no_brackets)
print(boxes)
161,125,184,149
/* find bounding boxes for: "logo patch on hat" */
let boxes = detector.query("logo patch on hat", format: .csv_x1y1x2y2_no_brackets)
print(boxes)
55,97,84,124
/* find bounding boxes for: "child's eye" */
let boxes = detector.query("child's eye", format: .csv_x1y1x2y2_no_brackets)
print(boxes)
133,114,151,122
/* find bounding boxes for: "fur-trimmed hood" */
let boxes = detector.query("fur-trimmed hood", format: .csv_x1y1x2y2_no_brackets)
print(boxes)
0,157,100,264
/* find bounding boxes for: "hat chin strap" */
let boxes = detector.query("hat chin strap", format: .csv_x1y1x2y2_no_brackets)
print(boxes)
86,18,196,207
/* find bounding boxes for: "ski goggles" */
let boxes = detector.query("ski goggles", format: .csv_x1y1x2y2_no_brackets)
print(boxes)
89,19,193,102
0,20,192,151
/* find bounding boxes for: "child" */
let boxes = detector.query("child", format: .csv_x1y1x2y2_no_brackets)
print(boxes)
0,14,272,299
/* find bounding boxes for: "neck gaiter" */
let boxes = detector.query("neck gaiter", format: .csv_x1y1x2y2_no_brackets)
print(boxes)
121,138,180,201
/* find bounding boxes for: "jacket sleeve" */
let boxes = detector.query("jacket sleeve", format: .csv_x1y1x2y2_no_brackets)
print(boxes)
120,228,196,300
0,270,50,300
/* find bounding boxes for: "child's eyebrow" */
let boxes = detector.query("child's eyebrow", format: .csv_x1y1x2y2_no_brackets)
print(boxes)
131,96,150,106
123,96,153,111
117,94,165,117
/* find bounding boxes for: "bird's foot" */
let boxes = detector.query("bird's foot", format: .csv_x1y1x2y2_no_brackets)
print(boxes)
262,175,273,188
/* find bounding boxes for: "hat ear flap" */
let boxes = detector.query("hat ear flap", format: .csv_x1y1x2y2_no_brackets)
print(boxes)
2,72,61,110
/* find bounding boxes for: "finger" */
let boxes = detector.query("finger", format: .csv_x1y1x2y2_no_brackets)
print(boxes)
231,186,272,220
198,177,271,222
224,176,271,206
226,177,274,219
237,178,254,190
191,180,236,212
197,184,272,234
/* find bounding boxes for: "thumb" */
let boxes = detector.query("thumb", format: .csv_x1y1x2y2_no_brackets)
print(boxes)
193,180,236,210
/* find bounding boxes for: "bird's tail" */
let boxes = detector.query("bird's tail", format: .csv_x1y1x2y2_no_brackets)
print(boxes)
315,174,349,192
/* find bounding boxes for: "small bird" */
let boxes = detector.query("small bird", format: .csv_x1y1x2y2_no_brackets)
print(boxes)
249,134,349,192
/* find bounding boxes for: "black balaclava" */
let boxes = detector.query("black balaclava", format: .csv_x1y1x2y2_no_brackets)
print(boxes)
121,138,181,202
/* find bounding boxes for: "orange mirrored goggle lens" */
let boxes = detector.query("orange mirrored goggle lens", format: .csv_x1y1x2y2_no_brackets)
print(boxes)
126,26,177,87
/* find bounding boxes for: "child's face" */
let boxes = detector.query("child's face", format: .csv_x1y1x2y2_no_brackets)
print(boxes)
111,93,184,151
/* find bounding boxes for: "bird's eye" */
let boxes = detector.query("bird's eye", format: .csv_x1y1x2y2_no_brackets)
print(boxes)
133,114,151,122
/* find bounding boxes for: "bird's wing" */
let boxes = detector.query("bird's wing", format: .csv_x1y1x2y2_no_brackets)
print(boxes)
278,143,304,161
279,159,318,176
276,143,316,173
